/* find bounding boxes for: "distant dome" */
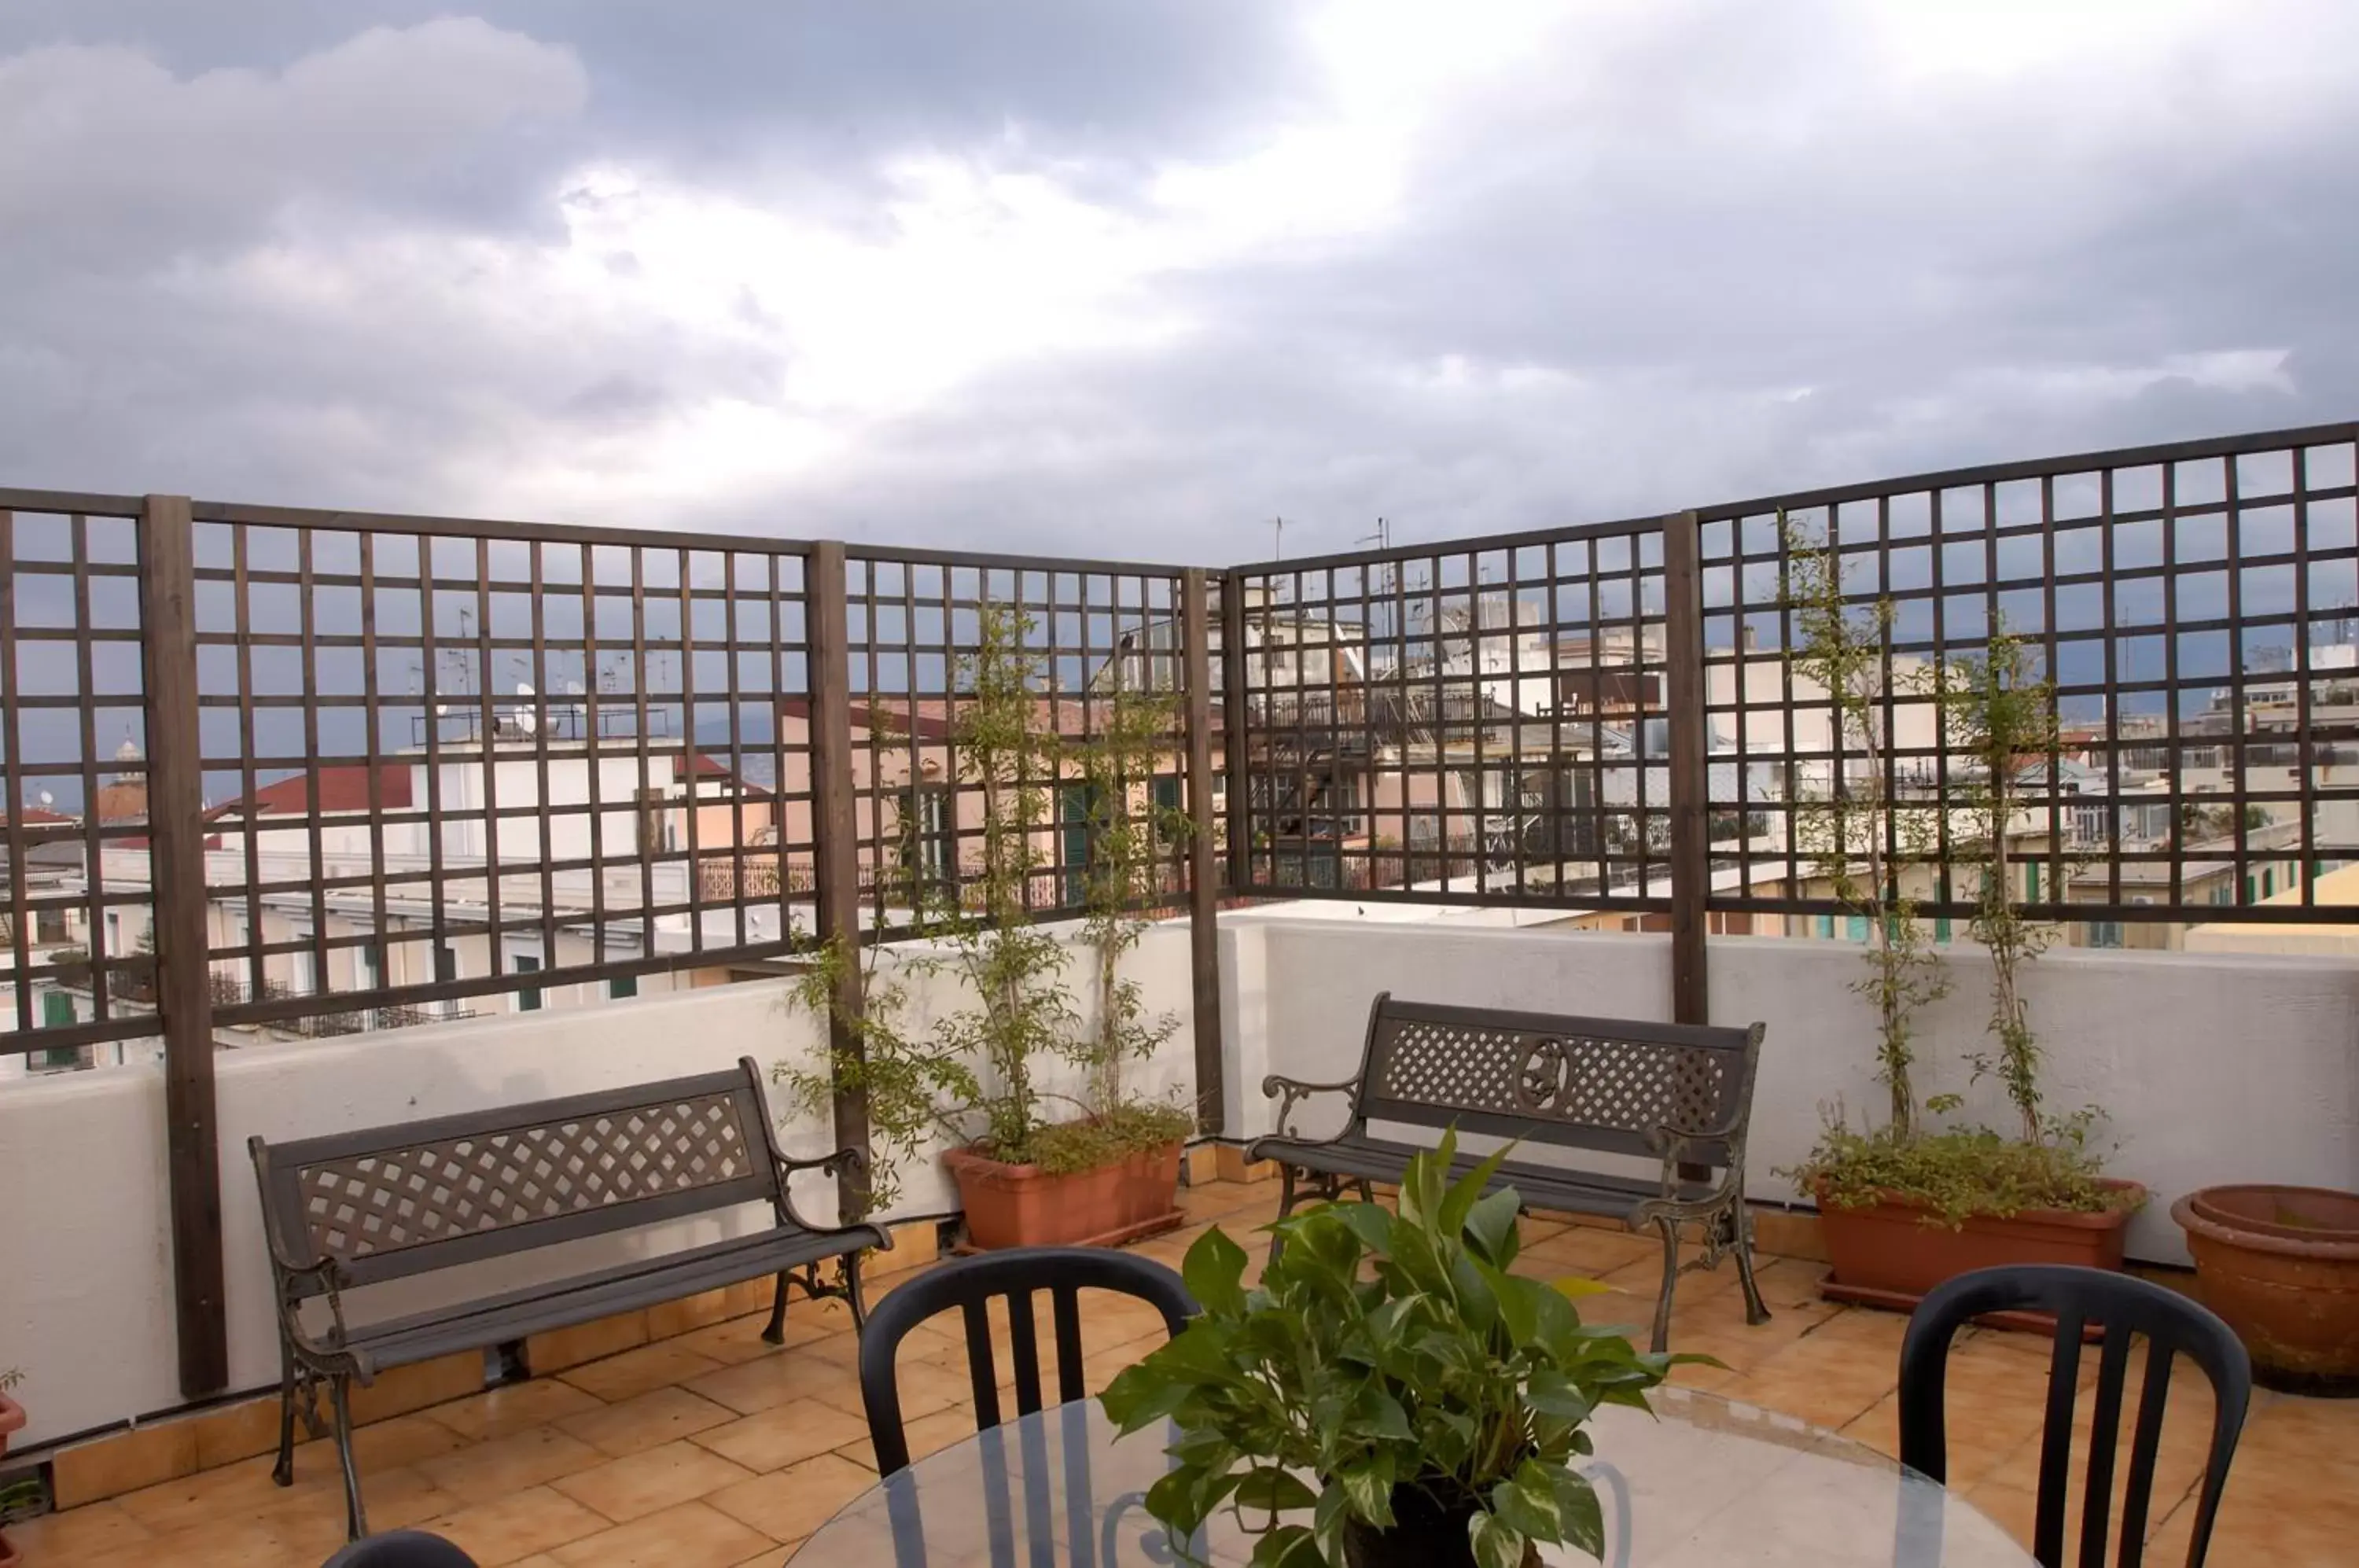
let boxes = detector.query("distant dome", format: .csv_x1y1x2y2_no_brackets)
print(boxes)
116,736,142,763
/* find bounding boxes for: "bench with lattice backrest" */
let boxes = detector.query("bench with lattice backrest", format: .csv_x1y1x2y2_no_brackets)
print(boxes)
248,1056,885,1540
1246,993,1768,1352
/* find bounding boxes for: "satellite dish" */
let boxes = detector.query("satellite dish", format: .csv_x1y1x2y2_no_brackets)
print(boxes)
37,790,54,808
515,681,539,734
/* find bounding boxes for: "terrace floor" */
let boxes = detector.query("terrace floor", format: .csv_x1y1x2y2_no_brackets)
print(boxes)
14,1175,2358,1567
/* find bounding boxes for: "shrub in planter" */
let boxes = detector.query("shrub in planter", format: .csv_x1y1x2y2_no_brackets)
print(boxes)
1779,523,2144,1310
1103,1135,1696,1568
0,1368,28,1568
775,603,1195,1243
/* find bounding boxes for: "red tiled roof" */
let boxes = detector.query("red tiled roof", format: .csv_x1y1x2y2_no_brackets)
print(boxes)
208,765,413,819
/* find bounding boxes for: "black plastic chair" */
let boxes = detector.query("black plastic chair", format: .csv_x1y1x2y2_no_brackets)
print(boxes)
1898,1264,2251,1568
320,1529,480,1567
859,1246,1198,1474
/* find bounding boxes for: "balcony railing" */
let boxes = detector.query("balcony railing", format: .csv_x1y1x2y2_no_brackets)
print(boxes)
5,419,2357,1401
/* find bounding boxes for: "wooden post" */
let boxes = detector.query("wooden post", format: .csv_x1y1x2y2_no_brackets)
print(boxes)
1220,572,1251,896
139,494,229,1398
1181,569,1224,1136
807,541,870,1218
1663,510,1711,1028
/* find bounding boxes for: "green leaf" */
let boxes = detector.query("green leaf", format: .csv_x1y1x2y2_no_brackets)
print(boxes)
1490,1459,1568,1541
1101,1360,1192,1430
1397,1132,1454,1232
1549,1274,1614,1300
1470,1511,1530,1568
1246,1525,1325,1568
1522,1366,1594,1424
1437,1139,1517,1239
1544,1467,1607,1557
1338,1465,1397,1526
1233,1467,1319,1515
1332,1199,1396,1256
1182,1225,1249,1316
1465,1186,1523,1266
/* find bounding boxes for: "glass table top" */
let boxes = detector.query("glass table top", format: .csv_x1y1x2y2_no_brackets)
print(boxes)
800,1385,2033,1566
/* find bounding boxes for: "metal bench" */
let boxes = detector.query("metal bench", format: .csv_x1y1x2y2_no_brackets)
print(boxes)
1246,992,1768,1352
249,1056,885,1540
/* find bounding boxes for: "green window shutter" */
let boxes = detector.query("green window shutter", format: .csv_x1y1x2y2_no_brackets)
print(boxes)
42,992,75,1028
609,975,638,1000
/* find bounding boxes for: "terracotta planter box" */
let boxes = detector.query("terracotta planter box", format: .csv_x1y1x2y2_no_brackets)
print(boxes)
2173,1184,2359,1395
0,1390,24,1568
947,1139,1184,1251
1816,1177,2146,1326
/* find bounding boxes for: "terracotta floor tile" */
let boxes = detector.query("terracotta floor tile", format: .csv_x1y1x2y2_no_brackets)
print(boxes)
549,1497,776,1566
25,1183,2358,1568
421,1485,611,1566
0,1498,155,1559
421,1378,609,1442
416,1424,607,1504
686,1350,865,1416
691,1395,874,1474
555,1383,741,1457
674,1316,795,1367
550,1437,758,1523
705,1451,878,1542
900,1404,981,1463
558,1339,731,1403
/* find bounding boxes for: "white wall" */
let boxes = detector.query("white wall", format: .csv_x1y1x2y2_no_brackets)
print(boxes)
1240,919,2359,1271
0,923,1197,1449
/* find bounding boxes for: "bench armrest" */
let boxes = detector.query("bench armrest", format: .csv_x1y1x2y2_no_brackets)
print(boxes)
773,1146,892,1242
1260,1073,1360,1142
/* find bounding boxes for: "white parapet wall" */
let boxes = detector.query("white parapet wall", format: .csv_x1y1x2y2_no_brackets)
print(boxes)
1232,918,2359,1271
0,923,1198,1449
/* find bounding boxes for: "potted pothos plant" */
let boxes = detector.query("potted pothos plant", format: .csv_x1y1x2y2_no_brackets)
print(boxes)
776,602,1193,1246
1779,518,2143,1312
1103,1134,1690,1568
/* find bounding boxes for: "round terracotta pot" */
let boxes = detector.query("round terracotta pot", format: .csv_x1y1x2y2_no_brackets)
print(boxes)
2173,1184,2359,1395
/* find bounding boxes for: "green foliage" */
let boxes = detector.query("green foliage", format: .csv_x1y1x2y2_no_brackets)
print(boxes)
775,602,1191,1202
1927,617,2063,1144
1102,1132,1693,1567
771,930,973,1213
1781,514,1949,1136
1025,1102,1198,1175
0,1367,20,1393
1790,1116,2131,1228
1069,669,1193,1129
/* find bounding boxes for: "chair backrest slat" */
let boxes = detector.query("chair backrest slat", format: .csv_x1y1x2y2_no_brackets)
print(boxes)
1352,993,1762,1167
859,1247,1198,1476
2114,1344,2177,1568
1898,1264,2252,1568
2035,1313,2084,1564
248,1058,786,1293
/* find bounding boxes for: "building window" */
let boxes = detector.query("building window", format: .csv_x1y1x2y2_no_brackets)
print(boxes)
515,954,543,1011
2089,921,2124,949
289,926,317,996
2262,868,2275,897
434,944,460,983
358,942,384,992
1934,915,1952,944
1845,914,1869,944
42,992,75,1028
609,974,638,1000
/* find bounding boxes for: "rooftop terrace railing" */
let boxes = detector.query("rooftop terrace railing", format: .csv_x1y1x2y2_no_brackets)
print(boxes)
3,416,2354,1396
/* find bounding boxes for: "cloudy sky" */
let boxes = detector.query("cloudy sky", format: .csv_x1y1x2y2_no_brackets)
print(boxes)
2,0,2352,563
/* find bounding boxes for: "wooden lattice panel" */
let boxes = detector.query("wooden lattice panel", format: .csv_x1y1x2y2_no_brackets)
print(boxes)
296,1093,751,1261
1378,1021,1728,1137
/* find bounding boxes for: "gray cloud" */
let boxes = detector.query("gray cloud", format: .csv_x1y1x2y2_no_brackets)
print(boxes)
0,2,2352,567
